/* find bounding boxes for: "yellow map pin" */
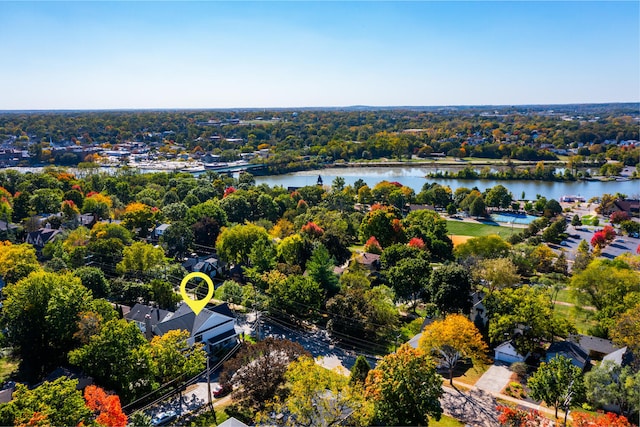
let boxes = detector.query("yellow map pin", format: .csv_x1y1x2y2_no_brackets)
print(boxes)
180,272,214,315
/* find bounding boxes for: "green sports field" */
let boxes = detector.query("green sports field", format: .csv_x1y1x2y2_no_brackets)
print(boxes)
446,220,517,239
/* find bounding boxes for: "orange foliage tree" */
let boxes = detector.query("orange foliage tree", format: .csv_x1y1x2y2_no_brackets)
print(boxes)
84,385,127,427
571,412,633,427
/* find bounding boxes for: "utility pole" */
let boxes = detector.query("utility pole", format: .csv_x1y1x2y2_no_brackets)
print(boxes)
206,356,212,408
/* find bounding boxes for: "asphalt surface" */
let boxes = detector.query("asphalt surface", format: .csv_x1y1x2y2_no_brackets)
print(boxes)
551,223,640,263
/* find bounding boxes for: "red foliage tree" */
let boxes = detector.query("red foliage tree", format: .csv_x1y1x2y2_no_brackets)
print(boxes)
572,411,633,427
496,405,552,427
84,385,127,427
223,186,236,198
591,231,607,249
610,211,630,224
602,225,616,242
301,221,324,238
364,236,383,254
407,237,425,250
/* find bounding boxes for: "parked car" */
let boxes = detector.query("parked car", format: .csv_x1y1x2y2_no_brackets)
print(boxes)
560,241,569,247
152,411,177,426
213,383,232,398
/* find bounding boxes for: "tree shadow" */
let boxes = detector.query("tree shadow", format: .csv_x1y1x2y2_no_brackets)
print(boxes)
441,387,499,427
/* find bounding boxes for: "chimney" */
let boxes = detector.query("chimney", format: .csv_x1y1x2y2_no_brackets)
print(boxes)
144,314,153,340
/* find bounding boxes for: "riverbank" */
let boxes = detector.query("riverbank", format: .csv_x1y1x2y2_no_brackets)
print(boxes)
334,157,567,168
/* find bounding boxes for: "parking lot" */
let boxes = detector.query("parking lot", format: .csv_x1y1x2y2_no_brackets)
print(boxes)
552,223,640,263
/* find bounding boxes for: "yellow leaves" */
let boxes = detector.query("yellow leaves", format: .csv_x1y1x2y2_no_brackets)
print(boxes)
418,314,489,364
86,192,112,208
124,201,148,214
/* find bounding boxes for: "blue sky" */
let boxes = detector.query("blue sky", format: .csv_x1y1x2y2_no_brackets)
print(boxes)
0,1,638,109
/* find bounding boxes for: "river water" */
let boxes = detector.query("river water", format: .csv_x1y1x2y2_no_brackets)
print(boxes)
255,166,640,201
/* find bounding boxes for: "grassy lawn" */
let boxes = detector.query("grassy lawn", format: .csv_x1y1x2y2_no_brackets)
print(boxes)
446,220,517,239
0,356,18,383
580,215,599,226
553,303,597,334
554,289,577,305
431,414,465,426
454,363,489,387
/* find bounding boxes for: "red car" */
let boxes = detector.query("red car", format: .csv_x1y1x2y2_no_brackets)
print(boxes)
213,383,232,398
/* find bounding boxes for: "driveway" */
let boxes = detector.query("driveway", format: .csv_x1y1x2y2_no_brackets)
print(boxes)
474,364,512,394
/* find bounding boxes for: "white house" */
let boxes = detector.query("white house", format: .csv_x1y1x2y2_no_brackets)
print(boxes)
494,341,528,364
154,302,238,353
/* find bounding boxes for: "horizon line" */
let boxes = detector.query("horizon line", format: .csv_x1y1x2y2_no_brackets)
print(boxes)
1,101,639,114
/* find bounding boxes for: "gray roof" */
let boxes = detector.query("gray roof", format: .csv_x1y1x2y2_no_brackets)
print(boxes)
217,417,249,427
568,334,619,357
154,303,234,337
546,341,590,368
125,303,172,326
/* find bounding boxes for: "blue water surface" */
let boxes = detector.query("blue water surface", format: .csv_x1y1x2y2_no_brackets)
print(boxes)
490,213,539,224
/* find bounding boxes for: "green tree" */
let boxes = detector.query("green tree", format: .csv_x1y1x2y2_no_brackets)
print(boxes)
163,202,188,222
150,330,206,383
542,218,567,244
584,360,640,417
572,240,592,272
350,355,372,385
571,214,581,226
485,285,574,354
73,266,110,298
404,209,453,261
570,258,640,334
365,345,443,426
306,244,339,297
475,258,521,293
469,196,487,217
160,221,194,258
327,272,399,345
359,204,405,248
69,319,157,401
543,199,563,217
116,241,166,277
248,238,277,273
220,193,252,224
2,271,93,379
0,378,92,427
385,257,431,310
150,279,181,310
216,222,270,265
30,188,63,213
267,275,323,319
260,356,363,427
219,280,244,305
428,263,472,314
185,199,228,227
485,185,513,208
528,355,585,423
455,234,511,260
